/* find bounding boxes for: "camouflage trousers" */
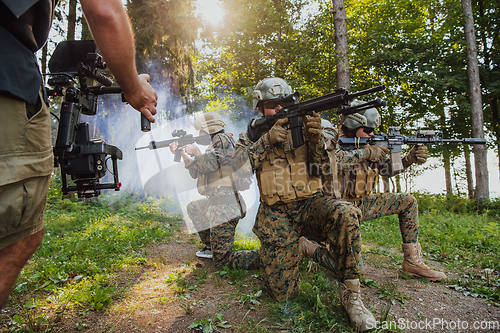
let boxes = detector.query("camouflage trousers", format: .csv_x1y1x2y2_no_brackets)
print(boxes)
354,192,419,243
254,193,363,302
186,198,259,270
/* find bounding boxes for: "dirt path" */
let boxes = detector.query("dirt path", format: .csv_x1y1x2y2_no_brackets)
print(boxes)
46,229,500,332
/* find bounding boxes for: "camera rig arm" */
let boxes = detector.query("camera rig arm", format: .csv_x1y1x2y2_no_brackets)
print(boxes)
46,40,127,199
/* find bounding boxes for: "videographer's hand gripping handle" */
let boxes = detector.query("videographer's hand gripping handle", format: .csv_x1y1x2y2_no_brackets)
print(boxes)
80,0,158,123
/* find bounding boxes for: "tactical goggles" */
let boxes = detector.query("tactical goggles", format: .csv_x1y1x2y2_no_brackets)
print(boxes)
362,127,374,134
263,100,281,109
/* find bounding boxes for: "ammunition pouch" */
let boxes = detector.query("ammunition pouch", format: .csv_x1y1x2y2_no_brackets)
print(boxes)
322,139,341,198
208,195,237,206
196,166,233,196
338,161,378,201
256,139,322,205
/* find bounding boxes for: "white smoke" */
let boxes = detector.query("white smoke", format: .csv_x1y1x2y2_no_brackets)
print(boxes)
82,72,260,236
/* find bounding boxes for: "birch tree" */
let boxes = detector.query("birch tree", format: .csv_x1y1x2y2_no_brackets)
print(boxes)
461,0,489,201
332,0,350,92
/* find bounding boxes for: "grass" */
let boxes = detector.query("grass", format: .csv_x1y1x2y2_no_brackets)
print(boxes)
2,179,499,332
1,176,181,332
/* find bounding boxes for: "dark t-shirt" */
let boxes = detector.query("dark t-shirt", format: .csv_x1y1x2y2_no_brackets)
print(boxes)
0,0,57,104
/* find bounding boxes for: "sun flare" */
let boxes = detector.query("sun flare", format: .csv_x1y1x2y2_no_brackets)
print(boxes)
196,0,225,26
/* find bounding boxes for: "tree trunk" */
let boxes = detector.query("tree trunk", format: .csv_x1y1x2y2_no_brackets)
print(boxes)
395,174,401,193
443,154,453,195
382,176,390,193
464,145,474,198
331,0,350,92
67,0,77,41
461,0,489,202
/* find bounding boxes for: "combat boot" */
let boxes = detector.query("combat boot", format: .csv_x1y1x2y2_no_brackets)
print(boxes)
338,279,375,332
298,237,318,259
402,242,446,281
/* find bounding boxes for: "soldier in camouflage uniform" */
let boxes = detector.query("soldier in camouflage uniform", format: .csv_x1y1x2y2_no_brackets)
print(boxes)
169,112,259,270
312,108,446,282
232,78,375,332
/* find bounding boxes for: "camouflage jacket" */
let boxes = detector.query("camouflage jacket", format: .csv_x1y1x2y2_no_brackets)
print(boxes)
232,127,332,188
187,132,236,197
323,126,392,174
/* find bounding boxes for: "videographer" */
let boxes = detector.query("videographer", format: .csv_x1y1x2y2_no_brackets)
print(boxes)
0,0,158,308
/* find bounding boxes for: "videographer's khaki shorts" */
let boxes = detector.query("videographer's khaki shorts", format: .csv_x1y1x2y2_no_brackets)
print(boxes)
0,175,50,250
0,89,53,250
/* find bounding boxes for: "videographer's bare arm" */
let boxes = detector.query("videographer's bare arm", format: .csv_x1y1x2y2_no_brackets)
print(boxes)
80,0,157,122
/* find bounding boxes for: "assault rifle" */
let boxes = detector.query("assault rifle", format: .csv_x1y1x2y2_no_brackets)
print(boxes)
247,85,387,147
338,126,487,173
135,129,210,162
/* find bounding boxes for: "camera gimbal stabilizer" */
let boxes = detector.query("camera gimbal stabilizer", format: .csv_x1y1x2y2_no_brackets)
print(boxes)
46,40,124,198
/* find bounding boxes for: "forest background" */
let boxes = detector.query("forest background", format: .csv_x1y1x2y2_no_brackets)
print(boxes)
1,1,500,332
40,0,500,201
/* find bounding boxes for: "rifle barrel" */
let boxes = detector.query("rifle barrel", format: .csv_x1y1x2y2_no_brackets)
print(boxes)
443,138,487,145
348,85,385,100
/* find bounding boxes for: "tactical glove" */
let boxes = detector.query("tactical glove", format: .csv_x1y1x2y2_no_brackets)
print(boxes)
266,118,289,146
305,112,322,144
363,144,389,162
403,145,428,167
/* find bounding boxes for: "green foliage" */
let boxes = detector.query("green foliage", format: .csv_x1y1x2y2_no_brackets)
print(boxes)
5,300,52,333
126,0,200,97
362,192,500,304
363,279,411,306
196,0,311,99
233,232,261,251
188,312,231,332
449,270,500,305
214,265,249,285
268,270,350,332
239,289,263,310
414,192,500,217
8,177,178,313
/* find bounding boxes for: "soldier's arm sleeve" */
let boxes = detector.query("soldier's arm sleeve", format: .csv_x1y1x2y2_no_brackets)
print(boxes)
187,137,225,177
306,134,330,177
336,147,370,164
232,131,270,175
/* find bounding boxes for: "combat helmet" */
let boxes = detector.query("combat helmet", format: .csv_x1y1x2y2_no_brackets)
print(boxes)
252,77,293,110
342,100,381,130
194,112,225,134
321,119,337,141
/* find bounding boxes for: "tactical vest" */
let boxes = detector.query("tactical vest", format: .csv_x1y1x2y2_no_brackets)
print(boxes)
197,165,234,196
256,134,322,205
328,123,378,201
323,139,341,198
338,152,379,201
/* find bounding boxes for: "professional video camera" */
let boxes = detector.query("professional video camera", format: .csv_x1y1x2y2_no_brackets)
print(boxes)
45,40,124,199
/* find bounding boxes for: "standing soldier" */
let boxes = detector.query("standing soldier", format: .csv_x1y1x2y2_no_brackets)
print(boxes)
169,112,259,270
315,108,446,282
232,78,375,332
